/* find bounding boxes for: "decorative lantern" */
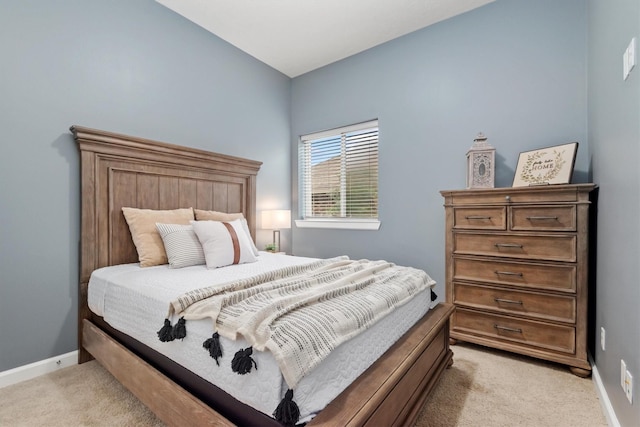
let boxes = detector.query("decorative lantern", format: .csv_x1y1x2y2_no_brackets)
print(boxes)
466,133,496,189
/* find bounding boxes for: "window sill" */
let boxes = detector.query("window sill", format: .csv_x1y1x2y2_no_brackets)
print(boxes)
295,219,380,230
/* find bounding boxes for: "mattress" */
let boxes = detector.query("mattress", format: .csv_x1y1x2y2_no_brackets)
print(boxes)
88,252,434,423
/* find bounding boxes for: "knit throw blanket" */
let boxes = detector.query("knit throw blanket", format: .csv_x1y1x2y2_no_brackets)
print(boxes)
158,256,435,424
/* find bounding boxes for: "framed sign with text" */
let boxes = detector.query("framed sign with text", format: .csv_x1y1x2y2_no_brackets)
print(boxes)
513,142,578,187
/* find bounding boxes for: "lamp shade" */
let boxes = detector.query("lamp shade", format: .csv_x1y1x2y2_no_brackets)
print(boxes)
261,210,291,230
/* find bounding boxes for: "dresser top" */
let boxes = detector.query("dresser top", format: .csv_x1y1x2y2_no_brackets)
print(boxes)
441,183,596,196
441,183,597,205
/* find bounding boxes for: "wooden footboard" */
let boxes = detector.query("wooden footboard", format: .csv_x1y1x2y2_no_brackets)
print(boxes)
83,320,232,427
308,302,454,427
82,303,453,427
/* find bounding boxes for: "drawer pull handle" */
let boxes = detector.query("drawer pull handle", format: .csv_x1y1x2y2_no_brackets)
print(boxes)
494,243,523,249
465,215,492,220
526,216,558,221
494,324,522,333
494,270,523,277
494,298,523,305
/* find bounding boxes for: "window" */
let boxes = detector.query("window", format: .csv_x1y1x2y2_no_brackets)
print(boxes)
297,120,380,230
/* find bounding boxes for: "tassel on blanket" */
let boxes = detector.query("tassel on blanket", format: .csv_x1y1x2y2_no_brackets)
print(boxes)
172,317,187,340
231,346,257,374
202,332,223,366
157,319,175,342
273,389,300,427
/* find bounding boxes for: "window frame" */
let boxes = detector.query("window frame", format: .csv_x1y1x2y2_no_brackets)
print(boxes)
296,120,381,231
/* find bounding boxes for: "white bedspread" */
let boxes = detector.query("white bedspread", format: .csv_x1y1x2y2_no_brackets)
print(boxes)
88,252,433,423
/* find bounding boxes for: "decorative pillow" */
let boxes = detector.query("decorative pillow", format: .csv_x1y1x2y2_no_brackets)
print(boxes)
155,223,205,268
121,207,194,267
193,209,244,222
191,219,258,268
194,209,259,256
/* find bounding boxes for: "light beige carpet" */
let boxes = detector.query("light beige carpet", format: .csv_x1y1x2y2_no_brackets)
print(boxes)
0,343,607,426
0,359,163,427
417,343,607,427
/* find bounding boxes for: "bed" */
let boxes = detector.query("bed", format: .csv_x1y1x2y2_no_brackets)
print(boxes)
72,125,454,427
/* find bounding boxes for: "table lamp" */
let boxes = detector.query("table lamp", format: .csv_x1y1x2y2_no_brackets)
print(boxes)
261,209,291,253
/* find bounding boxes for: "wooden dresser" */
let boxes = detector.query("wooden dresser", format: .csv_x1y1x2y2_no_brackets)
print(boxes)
440,184,596,377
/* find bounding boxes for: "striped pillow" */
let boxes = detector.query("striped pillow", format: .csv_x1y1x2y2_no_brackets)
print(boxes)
155,223,205,268
191,219,258,269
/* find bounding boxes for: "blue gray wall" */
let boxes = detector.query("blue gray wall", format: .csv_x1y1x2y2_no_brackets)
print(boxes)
0,0,291,372
291,0,589,303
588,0,640,425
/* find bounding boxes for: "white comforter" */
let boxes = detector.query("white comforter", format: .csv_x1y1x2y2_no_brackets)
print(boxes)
88,252,434,423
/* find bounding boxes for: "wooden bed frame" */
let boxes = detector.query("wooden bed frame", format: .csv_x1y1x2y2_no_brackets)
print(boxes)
72,125,454,427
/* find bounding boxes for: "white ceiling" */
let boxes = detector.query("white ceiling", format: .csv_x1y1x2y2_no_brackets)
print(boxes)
155,0,496,78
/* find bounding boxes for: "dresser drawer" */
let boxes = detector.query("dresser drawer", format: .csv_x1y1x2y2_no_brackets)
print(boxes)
511,206,576,232
454,233,576,262
453,308,576,354
453,207,506,230
453,283,576,323
453,257,576,292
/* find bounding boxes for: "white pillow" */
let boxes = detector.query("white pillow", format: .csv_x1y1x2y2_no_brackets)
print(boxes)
193,209,260,257
191,219,258,268
155,223,205,268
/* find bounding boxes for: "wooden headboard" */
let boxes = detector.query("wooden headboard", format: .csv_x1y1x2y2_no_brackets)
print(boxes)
72,125,261,360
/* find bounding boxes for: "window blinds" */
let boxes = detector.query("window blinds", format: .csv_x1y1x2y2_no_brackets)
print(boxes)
299,120,379,220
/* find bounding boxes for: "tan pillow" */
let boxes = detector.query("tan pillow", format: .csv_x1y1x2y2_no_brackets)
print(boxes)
122,207,194,267
194,209,259,256
193,209,244,221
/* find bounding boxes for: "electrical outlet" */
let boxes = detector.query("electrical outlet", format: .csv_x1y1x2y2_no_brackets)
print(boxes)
622,360,627,390
600,327,606,351
625,370,633,404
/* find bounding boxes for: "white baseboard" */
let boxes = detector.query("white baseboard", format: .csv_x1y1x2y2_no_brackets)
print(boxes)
592,362,620,427
0,351,78,389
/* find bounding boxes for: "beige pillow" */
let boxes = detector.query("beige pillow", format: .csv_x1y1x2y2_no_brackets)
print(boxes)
122,207,194,267
193,209,244,221
194,209,259,256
